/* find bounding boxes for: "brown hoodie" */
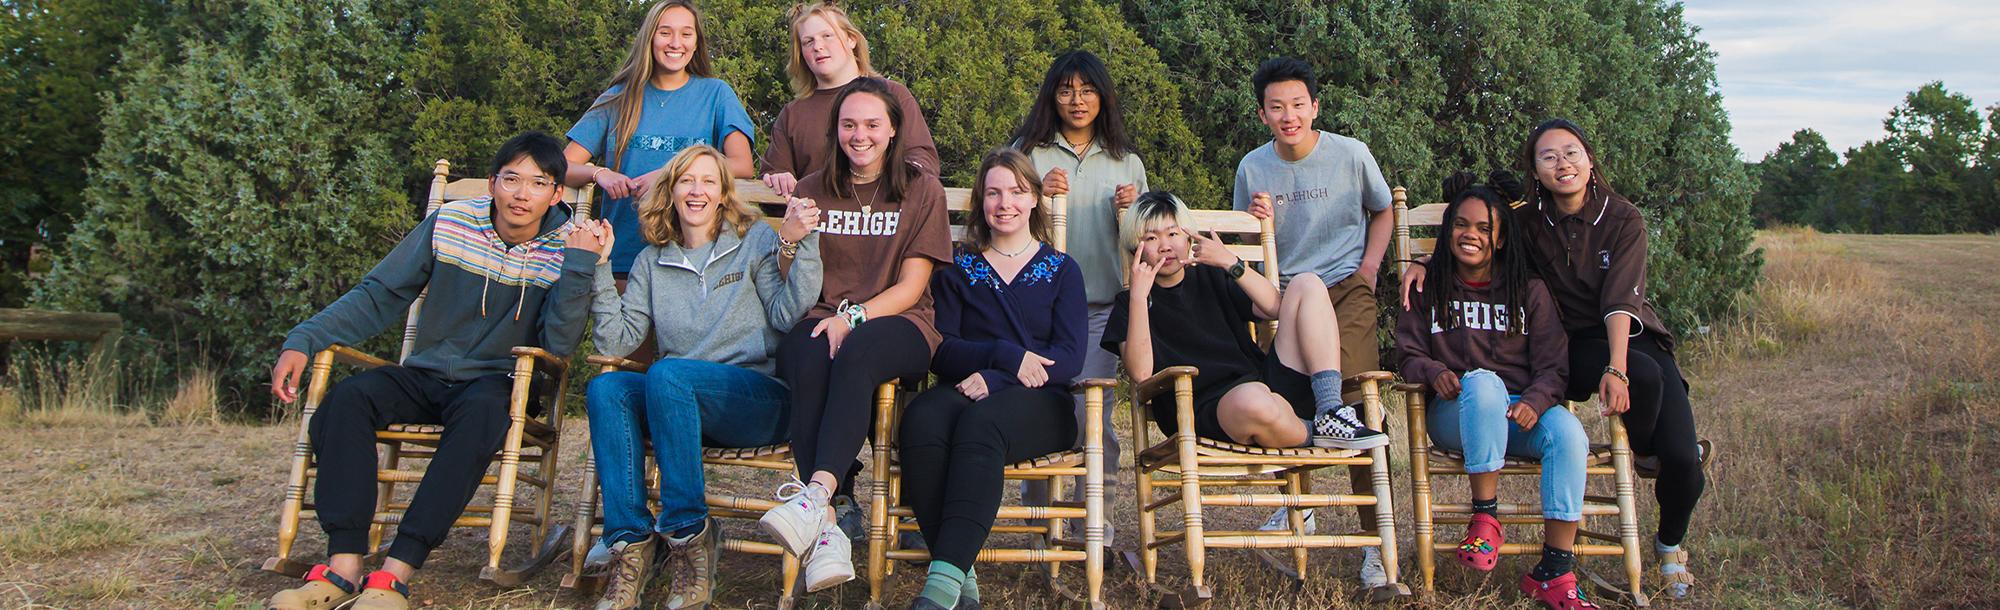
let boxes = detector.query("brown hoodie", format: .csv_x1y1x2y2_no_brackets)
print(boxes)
1395,277,1569,412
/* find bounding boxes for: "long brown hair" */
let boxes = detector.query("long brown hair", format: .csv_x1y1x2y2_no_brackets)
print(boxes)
814,78,914,202
590,0,716,170
965,148,1050,252
784,2,876,98
636,145,759,247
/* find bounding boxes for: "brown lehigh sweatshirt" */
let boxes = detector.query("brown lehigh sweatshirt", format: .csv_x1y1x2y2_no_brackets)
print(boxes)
1395,277,1570,412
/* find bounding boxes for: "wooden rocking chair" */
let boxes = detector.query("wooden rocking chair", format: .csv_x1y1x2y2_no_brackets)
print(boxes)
856,195,1114,610
1390,191,1648,605
262,159,594,586
1112,207,1409,607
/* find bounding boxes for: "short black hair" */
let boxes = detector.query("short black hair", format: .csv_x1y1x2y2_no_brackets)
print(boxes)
490,131,568,180
1251,57,1317,105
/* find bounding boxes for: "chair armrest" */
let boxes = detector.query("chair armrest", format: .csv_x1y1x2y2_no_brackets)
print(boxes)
1346,370,1397,383
326,345,391,369
585,354,649,373
1392,382,1428,393
1069,377,1121,392
1132,366,1200,405
511,347,568,373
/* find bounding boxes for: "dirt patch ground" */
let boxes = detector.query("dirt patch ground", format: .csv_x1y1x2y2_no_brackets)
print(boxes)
3,230,1995,609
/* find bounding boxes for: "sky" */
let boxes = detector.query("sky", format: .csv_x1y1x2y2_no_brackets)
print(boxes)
1680,0,2000,161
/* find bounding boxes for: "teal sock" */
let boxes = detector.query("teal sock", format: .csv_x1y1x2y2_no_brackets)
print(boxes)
961,567,980,601
1310,369,1344,417
920,561,966,607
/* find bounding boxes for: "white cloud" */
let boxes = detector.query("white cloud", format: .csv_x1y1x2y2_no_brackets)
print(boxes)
1682,0,2000,159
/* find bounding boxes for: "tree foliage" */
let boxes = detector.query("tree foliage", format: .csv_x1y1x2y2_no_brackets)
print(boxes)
1761,82,2000,235
1751,129,1838,227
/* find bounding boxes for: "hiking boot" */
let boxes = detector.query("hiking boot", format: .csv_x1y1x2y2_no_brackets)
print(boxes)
1519,570,1600,609
1636,439,1712,479
1455,512,1505,571
593,536,657,610
803,526,856,592
1311,403,1389,450
266,564,359,610
834,493,868,543
661,519,722,610
349,571,410,610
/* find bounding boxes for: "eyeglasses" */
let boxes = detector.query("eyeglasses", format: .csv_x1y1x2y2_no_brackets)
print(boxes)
496,172,557,196
1056,87,1099,103
1536,147,1590,169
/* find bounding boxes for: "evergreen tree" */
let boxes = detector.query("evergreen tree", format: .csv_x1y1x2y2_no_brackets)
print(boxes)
1752,129,1838,228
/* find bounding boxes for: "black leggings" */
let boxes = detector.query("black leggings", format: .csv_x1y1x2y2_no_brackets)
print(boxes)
778,315,932,488
898,384,1076,570
1567,332,1704,546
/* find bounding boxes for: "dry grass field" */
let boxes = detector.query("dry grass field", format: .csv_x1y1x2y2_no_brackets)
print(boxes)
2,229,1995,609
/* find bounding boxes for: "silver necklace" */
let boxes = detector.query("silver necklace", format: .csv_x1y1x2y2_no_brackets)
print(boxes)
993,240,1036,258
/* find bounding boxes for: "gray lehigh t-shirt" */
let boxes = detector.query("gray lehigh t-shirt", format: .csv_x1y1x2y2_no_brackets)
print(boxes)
1231,130,1392,289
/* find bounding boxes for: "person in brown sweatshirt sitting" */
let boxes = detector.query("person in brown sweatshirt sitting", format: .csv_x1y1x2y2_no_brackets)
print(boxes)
1395,172,1595,609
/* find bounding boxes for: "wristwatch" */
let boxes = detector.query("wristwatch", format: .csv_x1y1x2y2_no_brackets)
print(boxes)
836,299,868,329
1225,259,1247,280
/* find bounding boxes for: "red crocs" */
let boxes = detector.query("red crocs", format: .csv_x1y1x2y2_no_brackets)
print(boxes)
1454,512,1504,571
1519,570,1601,610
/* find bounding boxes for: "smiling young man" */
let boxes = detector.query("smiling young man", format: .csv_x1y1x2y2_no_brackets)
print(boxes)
1230,56,1398,589
265,132,605,610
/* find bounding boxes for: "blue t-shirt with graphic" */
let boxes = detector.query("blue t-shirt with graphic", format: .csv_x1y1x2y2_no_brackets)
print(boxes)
567,76,755,274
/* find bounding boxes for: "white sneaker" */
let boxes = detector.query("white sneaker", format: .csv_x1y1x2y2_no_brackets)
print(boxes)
1358,545,1388,588
1258,507,1318,534
803,527,856,592
759,480,832,557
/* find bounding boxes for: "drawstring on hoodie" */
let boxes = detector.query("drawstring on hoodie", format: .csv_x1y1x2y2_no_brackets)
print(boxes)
478,243,528,320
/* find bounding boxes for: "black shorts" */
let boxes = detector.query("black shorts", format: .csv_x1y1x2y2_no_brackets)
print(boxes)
1148,354,1317,442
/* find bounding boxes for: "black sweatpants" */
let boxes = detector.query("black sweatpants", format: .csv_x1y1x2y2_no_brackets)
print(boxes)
308,365,529,568
777,316,932,488
1567,331,1704,546
899,384,1076,570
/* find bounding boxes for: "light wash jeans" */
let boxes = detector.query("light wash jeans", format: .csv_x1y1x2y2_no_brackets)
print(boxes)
586,358,790,545
1427,369,1588,521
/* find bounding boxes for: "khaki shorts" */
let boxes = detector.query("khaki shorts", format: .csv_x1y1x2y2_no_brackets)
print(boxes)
1329,273,1381,400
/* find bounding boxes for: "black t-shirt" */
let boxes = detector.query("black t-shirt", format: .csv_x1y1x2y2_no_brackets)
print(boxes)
1103,264,1266,403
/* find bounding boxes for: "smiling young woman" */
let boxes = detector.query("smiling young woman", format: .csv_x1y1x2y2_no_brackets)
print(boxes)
562,0,757,282
759,2,939,197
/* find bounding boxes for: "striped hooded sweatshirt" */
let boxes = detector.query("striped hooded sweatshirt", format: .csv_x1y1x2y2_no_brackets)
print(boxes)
283,197,596,382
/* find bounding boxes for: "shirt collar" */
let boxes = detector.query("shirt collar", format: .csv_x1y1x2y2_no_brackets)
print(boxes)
1537,192,1610,227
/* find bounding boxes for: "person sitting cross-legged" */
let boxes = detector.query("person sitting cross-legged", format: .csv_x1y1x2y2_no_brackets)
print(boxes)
1102,191,1387,451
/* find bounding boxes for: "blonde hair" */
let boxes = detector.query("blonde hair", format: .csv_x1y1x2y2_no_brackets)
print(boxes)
784,2,876,98
1118,191,1199,255
636,145,760,247
591,0,716,170
965,148,1050,253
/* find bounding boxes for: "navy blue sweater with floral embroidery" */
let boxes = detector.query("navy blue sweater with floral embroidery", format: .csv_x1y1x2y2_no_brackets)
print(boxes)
929,243,1088,393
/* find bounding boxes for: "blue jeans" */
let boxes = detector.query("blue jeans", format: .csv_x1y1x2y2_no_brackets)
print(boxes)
586,359,791,545
1427,369,1588,521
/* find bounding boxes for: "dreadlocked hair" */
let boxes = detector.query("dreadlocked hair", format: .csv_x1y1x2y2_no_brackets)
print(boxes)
1425,170,1532,336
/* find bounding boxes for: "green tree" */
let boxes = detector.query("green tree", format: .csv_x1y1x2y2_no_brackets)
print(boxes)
0,0,161,307
33,0,418,402
1827,140,1907,233
1752,129,1838,228
1882,81,1983,233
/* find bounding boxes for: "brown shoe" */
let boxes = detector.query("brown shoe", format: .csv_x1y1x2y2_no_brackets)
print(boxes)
266,565,359,610
349,571,410,610
593,536,657,610
662,519,722,610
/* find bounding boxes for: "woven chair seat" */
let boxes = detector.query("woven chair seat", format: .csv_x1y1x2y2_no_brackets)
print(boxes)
383,419,557,440
703,444,792,460
1426,444,1616,468
1138,436,1366,463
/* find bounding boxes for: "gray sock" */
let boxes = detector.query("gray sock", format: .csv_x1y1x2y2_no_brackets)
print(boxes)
1310,369,1343,418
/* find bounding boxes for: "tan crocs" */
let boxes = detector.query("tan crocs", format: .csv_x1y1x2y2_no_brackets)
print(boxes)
349,571,410,610
266,565,359,610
